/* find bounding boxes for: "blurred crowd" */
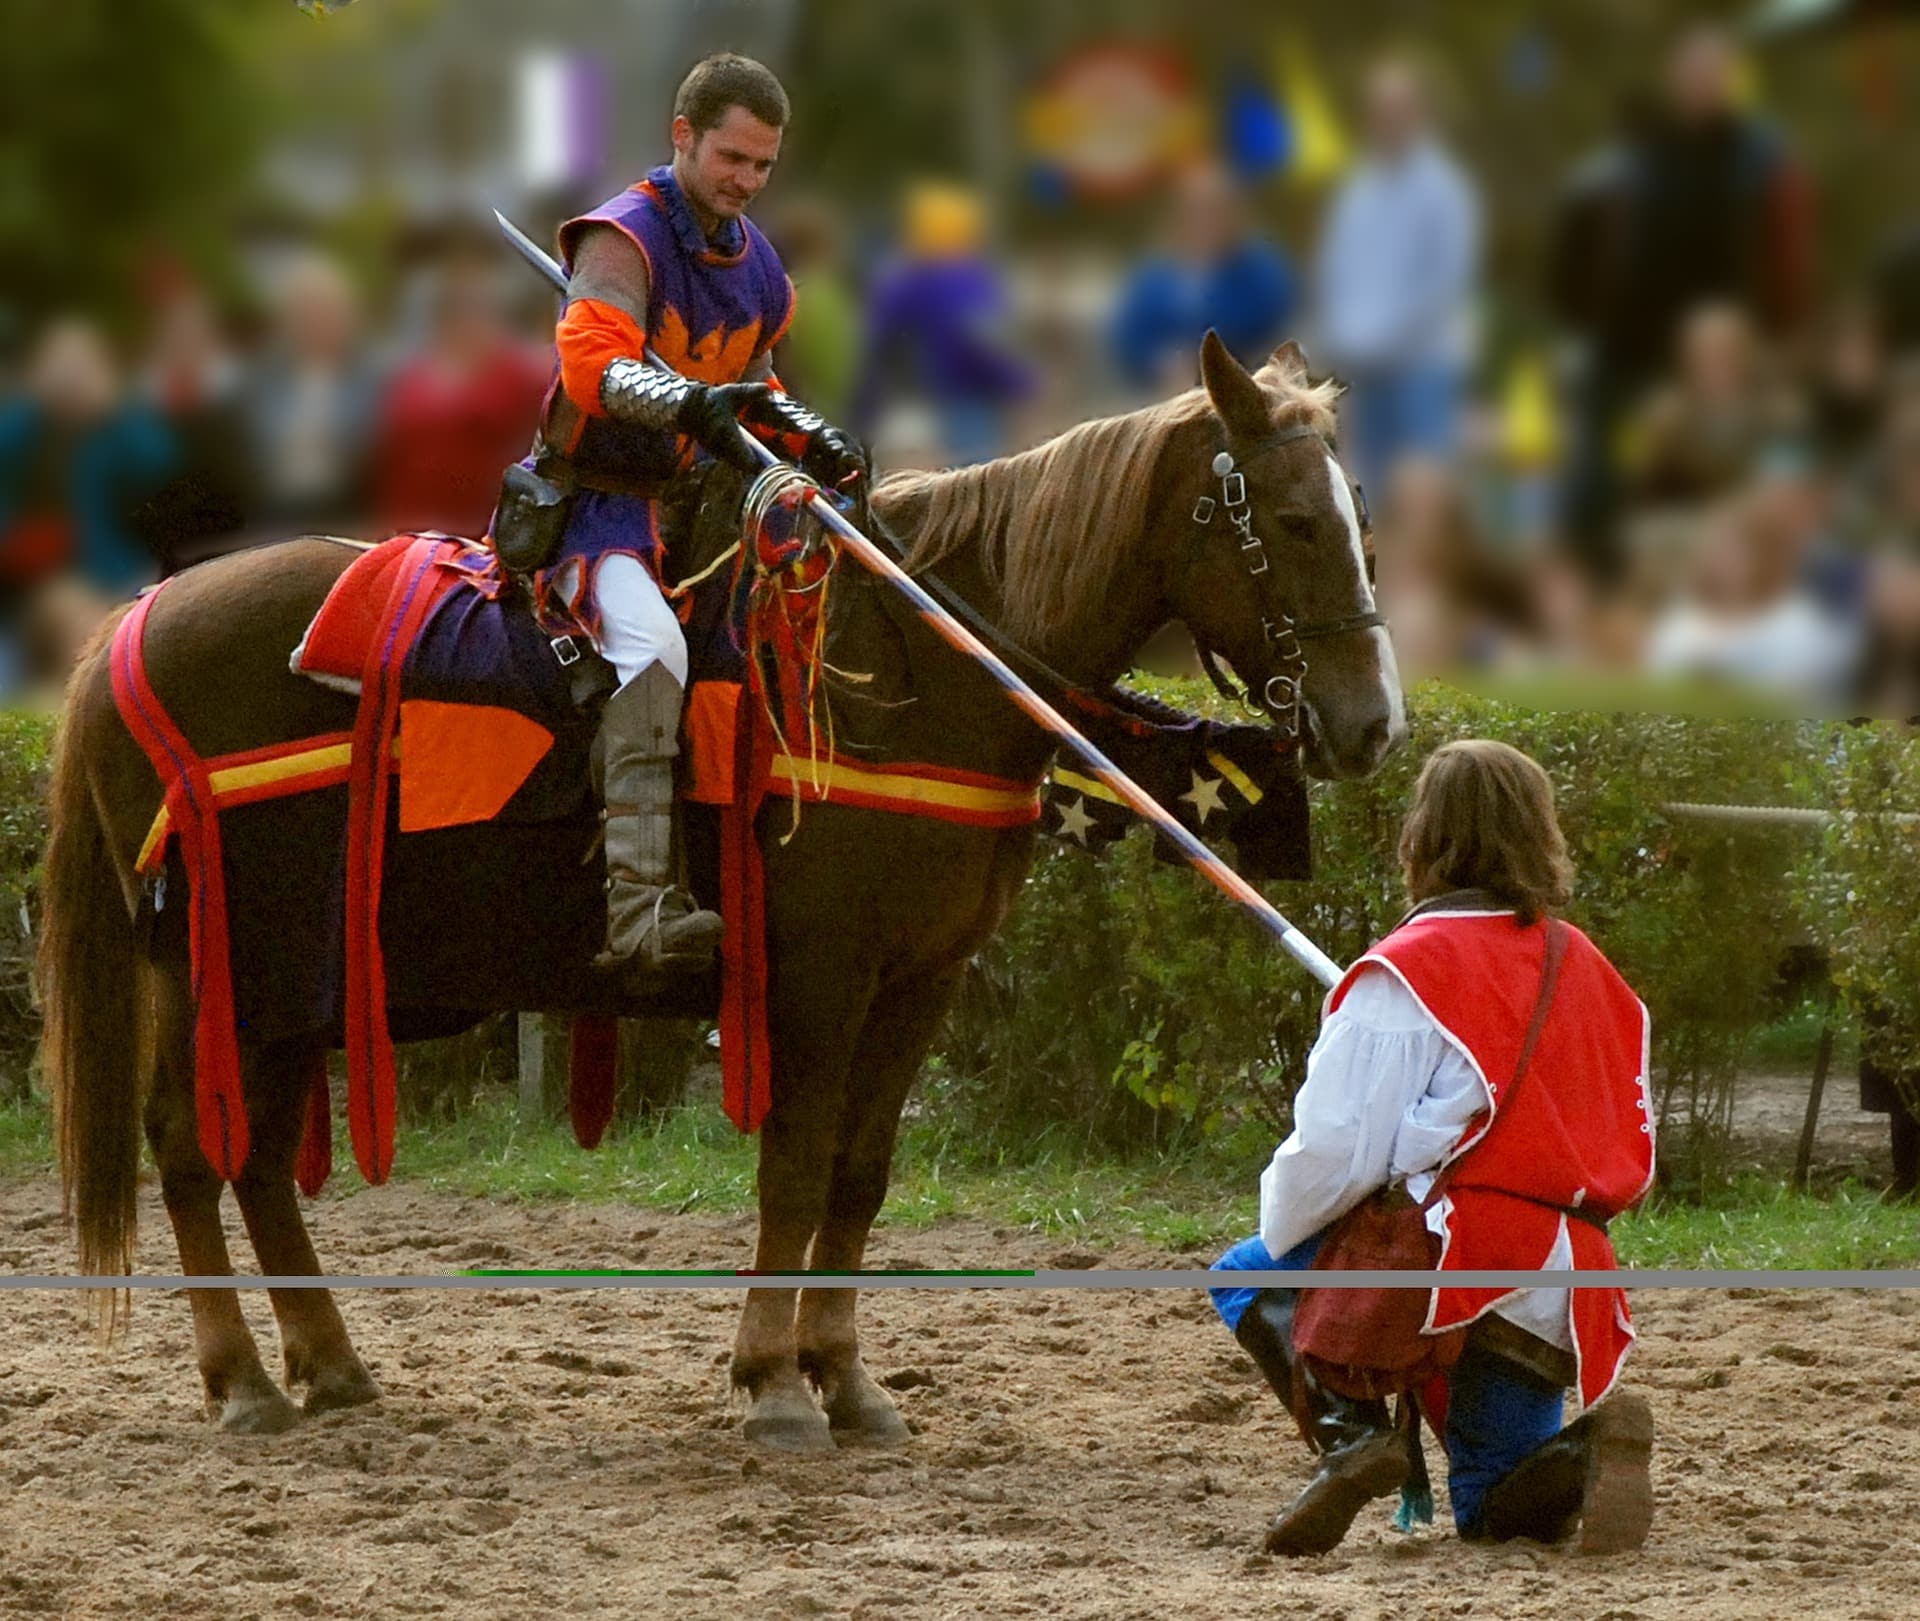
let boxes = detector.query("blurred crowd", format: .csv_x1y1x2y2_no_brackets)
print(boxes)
5,20,1919,718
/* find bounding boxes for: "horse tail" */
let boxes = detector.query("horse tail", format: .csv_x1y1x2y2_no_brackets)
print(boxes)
39,620,143,1320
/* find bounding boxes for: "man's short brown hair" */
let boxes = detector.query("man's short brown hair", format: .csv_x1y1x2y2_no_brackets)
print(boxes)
673,53,790,134
1397,740,1574,924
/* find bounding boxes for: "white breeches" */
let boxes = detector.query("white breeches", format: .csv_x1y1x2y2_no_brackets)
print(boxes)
593,553,688,688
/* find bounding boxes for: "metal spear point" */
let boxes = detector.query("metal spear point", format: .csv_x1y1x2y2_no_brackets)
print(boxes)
491,210,1345,989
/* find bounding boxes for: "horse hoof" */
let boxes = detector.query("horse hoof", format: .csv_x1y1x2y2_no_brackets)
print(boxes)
218,1381,303,1436
824,1373,913,1449
742,1386,835,1454
303,1362,382,1417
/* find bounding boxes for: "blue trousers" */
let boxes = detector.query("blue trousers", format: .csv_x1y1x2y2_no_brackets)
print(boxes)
1338,362,1463,497
1210,1233,1564,1534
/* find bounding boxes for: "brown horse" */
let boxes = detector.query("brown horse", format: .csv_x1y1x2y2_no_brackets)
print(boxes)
39,333,1403,1447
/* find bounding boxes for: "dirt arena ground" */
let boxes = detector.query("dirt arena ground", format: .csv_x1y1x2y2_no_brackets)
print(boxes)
3,1173,1917,1621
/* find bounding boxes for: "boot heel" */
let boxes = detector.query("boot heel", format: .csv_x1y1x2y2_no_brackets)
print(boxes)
1576,1392,1654,1555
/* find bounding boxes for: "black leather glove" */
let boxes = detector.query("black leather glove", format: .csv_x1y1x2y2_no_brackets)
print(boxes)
736,390,869,490
675,381,771,474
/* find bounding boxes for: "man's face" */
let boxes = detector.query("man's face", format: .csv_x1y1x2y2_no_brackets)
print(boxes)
1365,65,1424,156
672,105,783,225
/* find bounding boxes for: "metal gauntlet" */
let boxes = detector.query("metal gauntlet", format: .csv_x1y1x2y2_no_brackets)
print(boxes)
600,356,694,430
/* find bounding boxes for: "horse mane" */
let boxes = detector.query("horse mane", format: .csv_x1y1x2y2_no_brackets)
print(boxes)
873,367,1340,648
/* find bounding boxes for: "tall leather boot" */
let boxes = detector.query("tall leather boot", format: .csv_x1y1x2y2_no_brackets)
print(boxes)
1473,1391,1654,1553
1234,1289,1409,1556
592,661,725,976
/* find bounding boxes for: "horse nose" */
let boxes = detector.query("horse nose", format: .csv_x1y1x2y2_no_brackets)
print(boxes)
1357,713,1402,769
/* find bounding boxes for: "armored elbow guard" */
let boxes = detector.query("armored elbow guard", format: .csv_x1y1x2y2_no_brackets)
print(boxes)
600,356,694,430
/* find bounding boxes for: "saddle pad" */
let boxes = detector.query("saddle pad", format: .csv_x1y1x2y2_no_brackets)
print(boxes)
293,534,591,829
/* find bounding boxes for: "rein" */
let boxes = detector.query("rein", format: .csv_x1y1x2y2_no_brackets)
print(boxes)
1189,420,1387,742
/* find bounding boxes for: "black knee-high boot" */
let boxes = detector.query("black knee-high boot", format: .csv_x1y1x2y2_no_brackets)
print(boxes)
1233,1289,1409,1556
1473,1391,1655,1553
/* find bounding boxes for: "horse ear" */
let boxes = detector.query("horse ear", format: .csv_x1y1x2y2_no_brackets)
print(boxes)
1269,338,1310,380
1199,329,1270,438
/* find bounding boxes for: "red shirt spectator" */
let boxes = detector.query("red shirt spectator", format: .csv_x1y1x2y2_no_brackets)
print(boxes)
372,261,551,539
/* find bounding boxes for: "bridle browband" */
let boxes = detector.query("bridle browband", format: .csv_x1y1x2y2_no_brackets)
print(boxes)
1188,420,1387,743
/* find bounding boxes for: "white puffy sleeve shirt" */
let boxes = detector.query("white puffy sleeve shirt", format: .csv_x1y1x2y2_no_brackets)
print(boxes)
1258,961,1574,1350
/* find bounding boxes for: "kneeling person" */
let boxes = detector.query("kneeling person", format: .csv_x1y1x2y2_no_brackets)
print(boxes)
1211,740,1657,1555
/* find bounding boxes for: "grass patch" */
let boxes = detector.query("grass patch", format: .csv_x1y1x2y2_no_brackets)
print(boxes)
390,1100,1920,1267
1614,1176,1920,1270
0,1094,53,1177
9,1093,1915,1270
1746,999,1858,1072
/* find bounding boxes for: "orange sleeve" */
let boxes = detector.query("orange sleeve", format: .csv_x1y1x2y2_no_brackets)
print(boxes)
556,296,649,418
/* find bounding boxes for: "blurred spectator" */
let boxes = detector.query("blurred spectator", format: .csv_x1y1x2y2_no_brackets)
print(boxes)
1808,296,1886,469
769,197,860,424
0,318,176,689
0,317,176,594
133,285,257,572
1626,303,1802,506
1108,161,1297,395
1555,26,1816,584
243,251,381,533
854,182,1034,466
1873,223,1920,364
1643,484,1859,705
1313,57,1480,499
370,251,549,539
1373,455,1538,676
1857,366,1920,715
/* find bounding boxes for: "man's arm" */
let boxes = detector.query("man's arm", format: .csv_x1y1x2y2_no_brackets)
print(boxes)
1256,965,1456,1259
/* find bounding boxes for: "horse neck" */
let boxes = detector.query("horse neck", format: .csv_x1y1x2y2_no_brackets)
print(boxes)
910,458,1178,689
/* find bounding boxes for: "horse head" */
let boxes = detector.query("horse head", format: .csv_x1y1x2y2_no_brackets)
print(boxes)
1169,331,1406,781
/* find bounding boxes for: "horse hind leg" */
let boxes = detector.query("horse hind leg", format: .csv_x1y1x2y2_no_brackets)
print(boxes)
230,1042,380,1416
797,969,964,1448
142,966,300,1434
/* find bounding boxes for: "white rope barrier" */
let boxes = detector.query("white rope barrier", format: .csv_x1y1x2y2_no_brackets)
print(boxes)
1661,802,1920,828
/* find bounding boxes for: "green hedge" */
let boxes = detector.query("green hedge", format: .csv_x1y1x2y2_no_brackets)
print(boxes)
1,688,1884,1194
935,682,1822,1194
0,709,52,1103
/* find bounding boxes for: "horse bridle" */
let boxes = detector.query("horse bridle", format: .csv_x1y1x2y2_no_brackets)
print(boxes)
1188,421,1387,743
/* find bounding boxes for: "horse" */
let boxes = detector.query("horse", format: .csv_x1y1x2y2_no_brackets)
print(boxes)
39,332,1404,1448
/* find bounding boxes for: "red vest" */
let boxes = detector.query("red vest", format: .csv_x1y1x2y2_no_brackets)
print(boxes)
1328,909,1654,1407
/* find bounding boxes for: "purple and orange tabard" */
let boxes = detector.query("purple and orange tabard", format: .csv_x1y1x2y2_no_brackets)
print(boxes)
532,165,796,606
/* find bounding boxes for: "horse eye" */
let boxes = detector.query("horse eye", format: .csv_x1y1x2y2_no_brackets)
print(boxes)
1353,482,1372,535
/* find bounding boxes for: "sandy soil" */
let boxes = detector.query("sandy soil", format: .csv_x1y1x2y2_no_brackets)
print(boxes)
4,1174,1918,1621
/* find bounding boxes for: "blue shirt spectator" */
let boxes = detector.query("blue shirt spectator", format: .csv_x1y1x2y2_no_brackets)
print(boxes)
1314,61,1480,493
1111,164,1297,393
0,318,176,600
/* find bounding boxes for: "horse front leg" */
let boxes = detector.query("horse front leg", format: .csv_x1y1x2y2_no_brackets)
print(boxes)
798,968,965,1447
230,1042,380,1417
731,950,876,1453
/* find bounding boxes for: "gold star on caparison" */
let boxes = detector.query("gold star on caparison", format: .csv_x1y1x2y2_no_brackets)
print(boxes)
1056,796,1096,845
1179,771,1226,823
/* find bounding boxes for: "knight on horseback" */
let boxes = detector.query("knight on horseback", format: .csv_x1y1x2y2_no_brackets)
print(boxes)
492,53,866,978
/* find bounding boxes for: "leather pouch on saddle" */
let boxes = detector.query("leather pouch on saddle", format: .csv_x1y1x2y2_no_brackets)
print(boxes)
491,458,576,576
